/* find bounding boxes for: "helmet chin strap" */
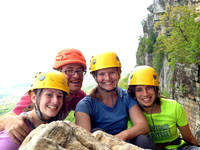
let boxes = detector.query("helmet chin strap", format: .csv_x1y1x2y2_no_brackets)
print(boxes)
139,101,156,109
98,85,117,93
35,89,49,123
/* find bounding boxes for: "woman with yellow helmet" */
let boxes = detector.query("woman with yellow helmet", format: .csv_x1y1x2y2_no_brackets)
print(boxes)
128,65,199,150
75,52,156,149
0,48,87,144
0,71,69,150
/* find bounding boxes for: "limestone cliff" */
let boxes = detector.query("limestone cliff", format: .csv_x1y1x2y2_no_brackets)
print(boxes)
137,0,200,143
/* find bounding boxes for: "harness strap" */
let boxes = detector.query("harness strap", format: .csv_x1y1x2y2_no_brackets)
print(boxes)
156,137,181,150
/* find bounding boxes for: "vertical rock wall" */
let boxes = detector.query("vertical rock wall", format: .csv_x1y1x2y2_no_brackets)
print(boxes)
139,0,200,144
159,58,200,143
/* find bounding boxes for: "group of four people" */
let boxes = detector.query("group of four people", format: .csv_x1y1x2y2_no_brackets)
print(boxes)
0,48,199,150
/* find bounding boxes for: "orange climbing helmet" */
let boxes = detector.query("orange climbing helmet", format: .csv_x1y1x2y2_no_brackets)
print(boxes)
53,48,87,71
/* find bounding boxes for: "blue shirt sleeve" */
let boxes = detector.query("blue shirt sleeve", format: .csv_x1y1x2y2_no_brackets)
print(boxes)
75,96,92,116
127,94,137,109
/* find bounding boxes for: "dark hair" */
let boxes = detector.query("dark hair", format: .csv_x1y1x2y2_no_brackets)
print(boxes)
128,85,161,110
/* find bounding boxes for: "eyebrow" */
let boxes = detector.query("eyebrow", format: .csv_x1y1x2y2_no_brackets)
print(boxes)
65,66,83,70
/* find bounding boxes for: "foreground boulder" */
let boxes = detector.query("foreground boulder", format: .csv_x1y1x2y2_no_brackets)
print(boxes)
19,121,144,150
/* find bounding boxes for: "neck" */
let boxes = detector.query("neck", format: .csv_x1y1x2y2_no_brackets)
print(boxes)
98,87,117,107
143,103,160,114
28,110,47,127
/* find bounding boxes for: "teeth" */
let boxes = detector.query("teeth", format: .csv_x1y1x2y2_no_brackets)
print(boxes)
143,98,150,102
71,81,79,83
48,106,57,109
104,82,112,85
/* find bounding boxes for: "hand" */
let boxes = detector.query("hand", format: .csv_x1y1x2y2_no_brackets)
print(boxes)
5,114,30,144
114,131,128,141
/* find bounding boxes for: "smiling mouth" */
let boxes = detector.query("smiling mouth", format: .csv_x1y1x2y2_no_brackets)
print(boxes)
70,81,80,84
142,97,152,103
47,105,58,110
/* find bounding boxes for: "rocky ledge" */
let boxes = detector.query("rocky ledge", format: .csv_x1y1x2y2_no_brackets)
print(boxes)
19,121,145,150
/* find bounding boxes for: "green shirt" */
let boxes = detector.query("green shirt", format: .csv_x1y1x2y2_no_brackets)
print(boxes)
144,98,188,144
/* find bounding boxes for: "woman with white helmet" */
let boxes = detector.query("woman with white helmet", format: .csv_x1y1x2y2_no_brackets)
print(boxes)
128,65,200,150
0,71,69,150
75,52,156,149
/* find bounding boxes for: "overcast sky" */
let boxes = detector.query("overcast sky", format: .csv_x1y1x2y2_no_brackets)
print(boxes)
0,0,152,90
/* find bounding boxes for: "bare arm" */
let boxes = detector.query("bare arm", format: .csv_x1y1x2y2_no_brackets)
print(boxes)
75,111,91,132
178,124,199,146
0,111,30,144
0,111,16,131
115,104,149,141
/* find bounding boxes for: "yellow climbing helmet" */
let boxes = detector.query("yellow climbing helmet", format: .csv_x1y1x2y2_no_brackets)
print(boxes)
30,71,69,94
90,51,121,72
128,65,159,86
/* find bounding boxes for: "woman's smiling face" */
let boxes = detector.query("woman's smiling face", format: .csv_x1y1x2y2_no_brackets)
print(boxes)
96,67,120,91
134,85,156,107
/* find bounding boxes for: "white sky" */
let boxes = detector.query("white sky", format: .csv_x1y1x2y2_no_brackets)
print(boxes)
0,0,152,89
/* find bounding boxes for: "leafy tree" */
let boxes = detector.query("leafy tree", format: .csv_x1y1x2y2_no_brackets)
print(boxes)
136,27,157,65
154,5,200,67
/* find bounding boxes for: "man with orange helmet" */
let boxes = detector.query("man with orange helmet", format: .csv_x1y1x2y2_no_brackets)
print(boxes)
0,48,87,144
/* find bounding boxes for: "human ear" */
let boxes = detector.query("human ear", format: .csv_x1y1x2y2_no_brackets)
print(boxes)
30,92,37,104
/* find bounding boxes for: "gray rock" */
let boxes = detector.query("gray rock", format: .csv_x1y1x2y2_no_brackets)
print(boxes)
19,121,144,150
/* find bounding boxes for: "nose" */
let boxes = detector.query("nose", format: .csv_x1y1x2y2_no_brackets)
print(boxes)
72,71,80,78
143,88,148,96
51,95,60,104
104,73,110,80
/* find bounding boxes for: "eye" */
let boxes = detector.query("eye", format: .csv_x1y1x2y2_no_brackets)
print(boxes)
46,93,53,97
135,88,142,92
146,86,153,91
57,95,64,100
67,70,73,73
98,72,105,76
77,69,83,73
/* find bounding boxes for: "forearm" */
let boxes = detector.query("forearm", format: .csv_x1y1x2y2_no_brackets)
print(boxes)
179,125,199,146
183,135,199,146
75,112,91,132
116,123,149,141
0,111,16,131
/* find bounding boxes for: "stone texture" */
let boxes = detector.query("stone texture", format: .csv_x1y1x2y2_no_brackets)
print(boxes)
139,0,200,144
19,121,144,150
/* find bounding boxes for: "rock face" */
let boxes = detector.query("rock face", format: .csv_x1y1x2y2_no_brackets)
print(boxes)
138,0,200,144
19,121,144,150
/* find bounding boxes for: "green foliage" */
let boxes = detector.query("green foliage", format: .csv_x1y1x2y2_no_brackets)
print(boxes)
136,27,157,65
83,84,96,94
0,100,17,116
118,73,130,90
197,88,200,96
179,83,183,92
136,37,146,65
145,27,156,53
65,111,75,123
161,89,170,98
154,5,200,67
153,49,164,74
